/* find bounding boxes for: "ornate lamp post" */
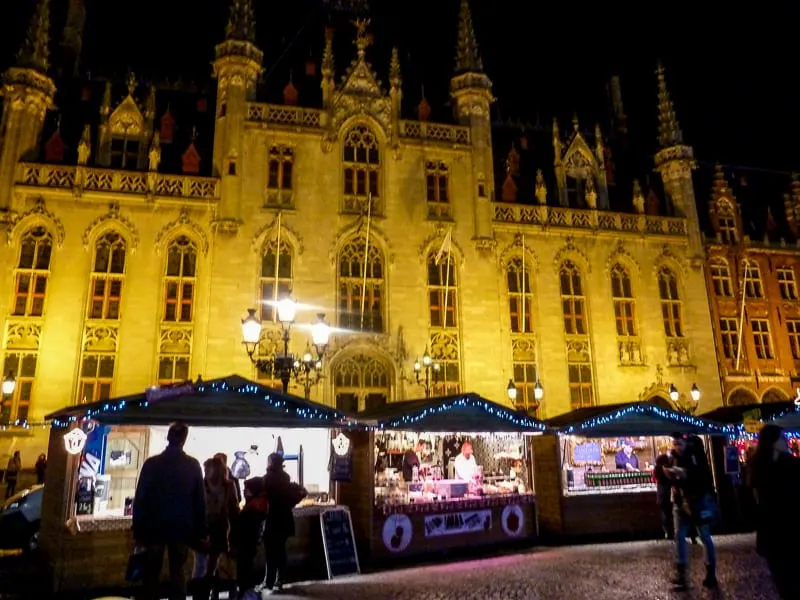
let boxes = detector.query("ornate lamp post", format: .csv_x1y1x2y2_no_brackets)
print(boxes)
1,371,16,397
507,378,544,414
241,299,330,397
669,382,701,415
413,347,440,398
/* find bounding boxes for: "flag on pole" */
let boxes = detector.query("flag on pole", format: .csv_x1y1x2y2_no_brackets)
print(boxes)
435,229,453,266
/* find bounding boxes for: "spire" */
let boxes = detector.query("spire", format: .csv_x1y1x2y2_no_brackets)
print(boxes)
656,62,683,148
17,0,51,74
454,0,483,74
225,0,256,43
321,27,335,78
389,47,401,88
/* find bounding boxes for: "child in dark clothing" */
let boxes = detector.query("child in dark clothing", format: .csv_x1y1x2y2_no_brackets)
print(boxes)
233,477,268,599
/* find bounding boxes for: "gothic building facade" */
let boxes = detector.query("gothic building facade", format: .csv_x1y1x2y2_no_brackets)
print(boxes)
0,0,722,460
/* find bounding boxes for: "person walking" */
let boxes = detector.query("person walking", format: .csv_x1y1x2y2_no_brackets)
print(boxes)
34,453,46,485
666,434,718,590
748,424,800,599
5,451,21,498
261,453,307,594
132,422,206,600
653,452,673,539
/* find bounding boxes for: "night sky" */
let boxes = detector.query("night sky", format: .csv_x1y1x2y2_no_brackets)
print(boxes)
1,0,797,174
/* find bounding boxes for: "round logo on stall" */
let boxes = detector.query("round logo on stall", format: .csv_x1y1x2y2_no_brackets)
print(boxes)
501,504,524,537
381,514,412,552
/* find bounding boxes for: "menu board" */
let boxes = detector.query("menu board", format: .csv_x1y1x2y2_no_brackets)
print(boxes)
571,441,603,466
320,508,360,579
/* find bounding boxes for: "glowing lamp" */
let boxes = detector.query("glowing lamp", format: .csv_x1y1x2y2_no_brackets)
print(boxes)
311,313,330,348
276,297,297,324
669,384,679,402
534,380,544,401
1,372,15,396
690,383,701,402
506,379,517,401
241,309,262,345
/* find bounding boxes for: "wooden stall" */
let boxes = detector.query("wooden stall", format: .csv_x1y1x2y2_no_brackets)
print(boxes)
533,401,733,540
39,375,357,594
337,393,546,564
700,402,796,533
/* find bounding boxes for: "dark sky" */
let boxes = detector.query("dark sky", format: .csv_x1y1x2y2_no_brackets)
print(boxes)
2,0,798,173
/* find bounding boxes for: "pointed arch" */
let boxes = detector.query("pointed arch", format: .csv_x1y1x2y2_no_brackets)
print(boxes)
329,346,396,413
761,387,789,404
338,115,389,146
335,229,388,333
418,228,465,266
330,218,392,265
652,244,687,279
7,198,65,248
82,204,139,251
605,241,639,274
340,121,384,214
154,210,209,256
726,386,759,407
251,214,304,256
562,134,600,179
552,237,590,274
498,234,539,272
9,226,54,317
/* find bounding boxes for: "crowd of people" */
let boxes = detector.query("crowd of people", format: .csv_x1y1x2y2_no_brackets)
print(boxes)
131,422,307,600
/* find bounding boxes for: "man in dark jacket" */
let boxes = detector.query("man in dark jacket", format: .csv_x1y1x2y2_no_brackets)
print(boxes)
133,422,206,600
262,453,306,594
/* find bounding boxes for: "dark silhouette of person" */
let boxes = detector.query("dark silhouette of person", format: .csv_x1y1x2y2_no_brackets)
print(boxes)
5,451,21,498
653,453,673,539
34,453,46,485
133,422,206,600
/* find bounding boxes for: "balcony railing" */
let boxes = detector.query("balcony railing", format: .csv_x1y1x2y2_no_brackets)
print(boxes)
247,103,323,129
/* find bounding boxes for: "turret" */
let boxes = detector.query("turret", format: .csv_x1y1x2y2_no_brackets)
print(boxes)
449,0,494,245
0,0,56,210
653,63,702,258
212,0,263,223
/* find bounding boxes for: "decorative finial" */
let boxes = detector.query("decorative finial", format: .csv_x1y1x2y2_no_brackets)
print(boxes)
389,46,401,87
454,0,483,74
17,0,51,74
322,27,335,77
225,0,257,43
352,18,373,55
127,72,137,96
656,61,683,148
572,113,579,132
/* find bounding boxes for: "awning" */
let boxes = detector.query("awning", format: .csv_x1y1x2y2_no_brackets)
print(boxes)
46,375,358,429
358,392,546,433
700,402,796,425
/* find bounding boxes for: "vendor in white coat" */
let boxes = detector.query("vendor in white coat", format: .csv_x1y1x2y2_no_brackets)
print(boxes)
454,441,478,481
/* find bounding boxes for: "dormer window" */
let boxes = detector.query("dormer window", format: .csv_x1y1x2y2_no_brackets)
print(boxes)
566,176,584,207
111,136,139,169
719,215,737,244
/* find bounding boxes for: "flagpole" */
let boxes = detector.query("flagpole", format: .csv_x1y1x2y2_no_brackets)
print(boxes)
360,194,372,331
442,229,452,328
521,234,526,334
273,212,282,322
735,257,750,371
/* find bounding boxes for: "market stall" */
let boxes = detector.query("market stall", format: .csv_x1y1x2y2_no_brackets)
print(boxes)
336,393,546,562
39,375,357,593
534,401,733,539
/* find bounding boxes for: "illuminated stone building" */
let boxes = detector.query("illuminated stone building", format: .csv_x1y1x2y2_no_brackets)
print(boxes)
704,166,800,405
0,0,722,460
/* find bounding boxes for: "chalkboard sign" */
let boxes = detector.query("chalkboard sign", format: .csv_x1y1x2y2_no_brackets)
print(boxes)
320,508,360,579
571,441,603,466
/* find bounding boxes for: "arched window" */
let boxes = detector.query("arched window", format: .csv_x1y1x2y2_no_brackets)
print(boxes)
709,258,733,297
342,125,380,212
559,261,585,335
560,261,594,409
163,236,197,323
743,260,764,299
89,232,126,320
507,258,532,334
12,227,52,317
338,235,384,333
333,353,391,413
610,264,636,337
260,239,293,322
428,252,457,328
657,267,683,338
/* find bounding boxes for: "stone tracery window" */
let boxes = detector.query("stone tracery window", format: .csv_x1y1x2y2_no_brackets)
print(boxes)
507,258,532,334
342,125,380,213
163,236,197,323
610,264,636,337
657,267,683,338
429,331,460,396
338,235,384,333
559,261,586,335
260,239,293,323
428,251,457,328
89,232,126,320
12,227,52,317
333,353,391,413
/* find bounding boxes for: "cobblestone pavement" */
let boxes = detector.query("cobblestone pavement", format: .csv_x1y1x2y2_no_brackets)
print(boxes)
281,534,776,600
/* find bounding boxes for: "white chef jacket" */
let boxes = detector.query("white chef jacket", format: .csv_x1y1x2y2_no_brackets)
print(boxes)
454,453,478,481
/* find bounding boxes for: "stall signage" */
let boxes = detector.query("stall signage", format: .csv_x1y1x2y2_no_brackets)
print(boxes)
145,383,195,403
330,433,353,482
501,504,525,537
63,428,87,455
571,441,602,466
320,508,360,579
423,509,492,538
381,514,412,552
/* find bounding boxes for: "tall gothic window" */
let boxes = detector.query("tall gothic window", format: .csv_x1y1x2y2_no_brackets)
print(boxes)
260,239,293,323
89,232,126,320
507,258,533,334
709,258,733,297
561,261,594,408
1,353,36,423
559,261,586,335
428,252,457,329
657,267,683,338
12,227,52,317
338,235,384,332
342,125,380,212
610,264,636,337
163,237,197,323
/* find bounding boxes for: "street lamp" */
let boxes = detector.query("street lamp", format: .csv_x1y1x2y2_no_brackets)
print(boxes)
413,347,440,398
1,371,15,397
241,300,330,397
669,383,701,415
506,379,517,401
507,378,544,413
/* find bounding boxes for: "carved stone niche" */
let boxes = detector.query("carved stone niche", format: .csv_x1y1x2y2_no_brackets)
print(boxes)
666,338,692,367
617,338,644,366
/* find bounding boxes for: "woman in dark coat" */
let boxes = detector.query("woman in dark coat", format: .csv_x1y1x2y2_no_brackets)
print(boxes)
262,453,307,593
653,453,673,539
749,425,800,599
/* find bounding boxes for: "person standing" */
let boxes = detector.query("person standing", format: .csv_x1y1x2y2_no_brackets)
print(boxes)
653,452,673,539
5,451,21,498
34,454,46,485
666,434,717,590
748,424,800,599
132,423,206,600
401,440,424,481
262,453,307,594
215,452,242,504
454,442,478,482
